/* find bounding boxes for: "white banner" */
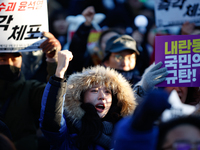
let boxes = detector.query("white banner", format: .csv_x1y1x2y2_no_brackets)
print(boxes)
154,0,200,28
0,0,48,52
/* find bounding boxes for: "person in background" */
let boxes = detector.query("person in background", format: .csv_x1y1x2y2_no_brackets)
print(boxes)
157,115,200,150
0,32,61,150
112,89,200,150
67,6,120,75
39,50,137,150
133,21,200,106
100,0,154,34
49,8,69,49
70,13,160,87
132,18,156,75
181,21,200,35
164,87,200,105
98,28,122,56
68,6,167,88
102,34,141,86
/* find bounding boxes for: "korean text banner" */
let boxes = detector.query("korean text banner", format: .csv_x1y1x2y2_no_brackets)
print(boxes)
155,34,200,87
154,0,200,28
0,0,48,52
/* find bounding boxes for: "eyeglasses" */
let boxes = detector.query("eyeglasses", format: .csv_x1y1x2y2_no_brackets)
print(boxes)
113,54,135,63
163,141,200,150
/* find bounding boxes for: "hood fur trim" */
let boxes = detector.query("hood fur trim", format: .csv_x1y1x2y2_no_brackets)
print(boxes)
64,66,137,122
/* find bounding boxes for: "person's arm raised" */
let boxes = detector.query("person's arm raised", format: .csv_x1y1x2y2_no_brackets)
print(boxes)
82,6,95,26
55,50,73,79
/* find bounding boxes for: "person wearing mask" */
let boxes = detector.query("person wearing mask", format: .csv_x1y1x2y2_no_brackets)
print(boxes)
102,34,141,86
66,6,168,90
0,32,61,150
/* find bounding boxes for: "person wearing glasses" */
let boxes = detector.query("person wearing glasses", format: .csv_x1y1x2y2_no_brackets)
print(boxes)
112,89,200,150
157,115,200,150
102,34,141,86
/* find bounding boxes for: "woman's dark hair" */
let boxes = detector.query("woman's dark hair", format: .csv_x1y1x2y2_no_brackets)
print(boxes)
98,28,121,50
185,87,200,105
157,115,200,150
101,93,122,124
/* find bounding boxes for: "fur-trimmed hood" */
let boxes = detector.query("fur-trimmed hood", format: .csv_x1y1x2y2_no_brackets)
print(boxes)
64,66,137,122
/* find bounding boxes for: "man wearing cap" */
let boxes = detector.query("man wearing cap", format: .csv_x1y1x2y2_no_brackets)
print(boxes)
0,32,61,150
103,34,141,86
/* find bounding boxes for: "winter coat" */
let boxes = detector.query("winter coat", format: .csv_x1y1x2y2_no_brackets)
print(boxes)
67,23,94,75
0,62,57,150
39,66,137,150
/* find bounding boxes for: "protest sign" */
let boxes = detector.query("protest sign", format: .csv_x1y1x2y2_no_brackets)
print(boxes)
154,0,200,28
87,29,102,65
0,0,48,52
155,34,200,87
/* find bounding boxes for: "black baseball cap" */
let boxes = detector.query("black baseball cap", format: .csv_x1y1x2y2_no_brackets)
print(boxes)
103,35,140,61
0,52,22,57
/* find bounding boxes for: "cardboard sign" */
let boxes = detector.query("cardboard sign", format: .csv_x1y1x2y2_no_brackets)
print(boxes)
0,0,48,52
154,0,200,28
155,34,200,87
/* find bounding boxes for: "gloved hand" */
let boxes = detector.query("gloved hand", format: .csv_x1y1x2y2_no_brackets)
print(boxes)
78,103,103,148
131,89,171,131
140,62,168,93
40,31,61,62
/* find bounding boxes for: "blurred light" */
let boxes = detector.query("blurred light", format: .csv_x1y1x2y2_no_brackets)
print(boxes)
134,15,148,28
126,27,133,35
134,15,148,34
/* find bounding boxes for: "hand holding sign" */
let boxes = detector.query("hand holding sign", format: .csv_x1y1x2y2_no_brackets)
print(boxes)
155,34,200,87
40,32,61,62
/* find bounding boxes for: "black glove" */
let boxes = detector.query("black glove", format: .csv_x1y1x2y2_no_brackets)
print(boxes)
77,103,103,149
131,89,171,131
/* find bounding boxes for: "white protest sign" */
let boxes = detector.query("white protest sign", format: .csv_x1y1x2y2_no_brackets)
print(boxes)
0,0,48,52
154,0,200,28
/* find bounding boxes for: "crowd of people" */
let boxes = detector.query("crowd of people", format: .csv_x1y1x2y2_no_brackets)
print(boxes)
0,0,200,150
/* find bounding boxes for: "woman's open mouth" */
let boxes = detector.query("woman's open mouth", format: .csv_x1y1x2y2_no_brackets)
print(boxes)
95,104,105,112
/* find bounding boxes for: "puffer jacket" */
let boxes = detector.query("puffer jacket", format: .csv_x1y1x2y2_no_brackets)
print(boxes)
39,65,137,150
